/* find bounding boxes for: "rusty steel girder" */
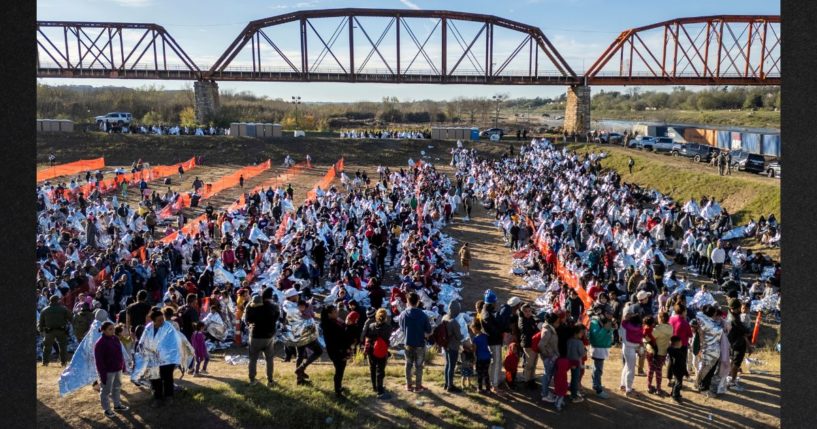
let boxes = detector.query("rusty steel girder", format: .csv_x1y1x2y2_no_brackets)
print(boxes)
35,12,781,86
584,15,780,85
37,21,201,80
204,8,578,84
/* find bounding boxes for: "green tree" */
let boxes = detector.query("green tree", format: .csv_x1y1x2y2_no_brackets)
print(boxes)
178,106,197,127
141,111,163,125
743,94,763,109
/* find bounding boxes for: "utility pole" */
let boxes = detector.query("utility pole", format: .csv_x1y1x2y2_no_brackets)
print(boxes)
291,96,301,128
492,94,504,129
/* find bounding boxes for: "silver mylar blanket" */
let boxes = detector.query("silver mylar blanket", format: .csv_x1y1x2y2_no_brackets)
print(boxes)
58,319,133,397
131,322,195,382
280,300,319,348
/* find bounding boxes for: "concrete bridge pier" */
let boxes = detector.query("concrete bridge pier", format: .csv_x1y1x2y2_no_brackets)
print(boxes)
563,84,591,135
194,80,220,124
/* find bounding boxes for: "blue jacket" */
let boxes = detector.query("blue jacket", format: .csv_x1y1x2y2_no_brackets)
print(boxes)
399,307,432,347
473,333,491,361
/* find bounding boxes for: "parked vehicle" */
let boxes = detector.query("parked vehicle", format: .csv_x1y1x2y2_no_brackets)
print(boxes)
678,143,717,162
766,160,781,178
729,149,766,174
597,132,623,144
652,137,676,153
95,112,132,127
480,128,505,139
628,135,655,150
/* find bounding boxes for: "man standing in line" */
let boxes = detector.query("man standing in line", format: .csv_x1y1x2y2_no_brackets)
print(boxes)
398,292,432,392
244,288,280,386
710,240,727,284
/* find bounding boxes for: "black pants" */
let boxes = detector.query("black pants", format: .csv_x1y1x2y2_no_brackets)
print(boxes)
151,364,175,400
713,263,724,282
670,372,684,398
296,341,323,372
699,360,719,391
369,356,387,394
476,359,491,390
331,355,347,394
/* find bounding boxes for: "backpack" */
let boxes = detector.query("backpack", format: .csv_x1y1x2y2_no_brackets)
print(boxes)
433,320,450,348
530,330,542,352
373,337,389,359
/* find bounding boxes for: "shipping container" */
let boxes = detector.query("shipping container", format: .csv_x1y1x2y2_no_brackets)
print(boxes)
730,132,742,150
761,134,781,157
230,123,239,137
238,123,248,137
683,128,718,146
36,120,43,132
741,133,762,154
59,120,74,132
717,131,731,149
272,124,282,137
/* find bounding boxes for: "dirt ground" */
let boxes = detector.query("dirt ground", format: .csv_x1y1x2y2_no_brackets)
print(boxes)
35,136,780,428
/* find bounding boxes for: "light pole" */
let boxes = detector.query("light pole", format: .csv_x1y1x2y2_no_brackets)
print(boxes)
491,94,504,129
291,96,301,128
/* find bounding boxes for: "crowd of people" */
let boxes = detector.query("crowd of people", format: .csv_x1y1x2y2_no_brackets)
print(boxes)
96,122,229,136
458,138,780,408
339,129,429,139
37,137,780,419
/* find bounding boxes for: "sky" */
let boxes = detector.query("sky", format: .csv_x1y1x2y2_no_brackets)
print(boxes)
36,0,780,102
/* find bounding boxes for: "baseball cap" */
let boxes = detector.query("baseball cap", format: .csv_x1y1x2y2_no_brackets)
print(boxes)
636,291,652,301
507,296,522,307
284,288,301,299
483,289,497,305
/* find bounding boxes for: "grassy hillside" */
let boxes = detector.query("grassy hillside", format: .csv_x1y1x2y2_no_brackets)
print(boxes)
569,144,780,224
592,109,780,130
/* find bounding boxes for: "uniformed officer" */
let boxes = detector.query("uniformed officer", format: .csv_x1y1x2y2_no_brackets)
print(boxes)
38,295,72,366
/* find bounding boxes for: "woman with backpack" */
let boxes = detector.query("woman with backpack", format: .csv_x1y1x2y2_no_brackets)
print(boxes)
362,308,393,400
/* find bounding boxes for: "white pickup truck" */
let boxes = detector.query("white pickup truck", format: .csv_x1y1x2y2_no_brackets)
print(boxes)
95,112,132,127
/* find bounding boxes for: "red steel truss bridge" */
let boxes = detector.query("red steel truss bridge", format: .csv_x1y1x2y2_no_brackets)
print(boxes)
36,10,779,86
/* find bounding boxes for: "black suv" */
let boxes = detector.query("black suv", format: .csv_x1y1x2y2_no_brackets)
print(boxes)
678,143,717,162
729,150,766,174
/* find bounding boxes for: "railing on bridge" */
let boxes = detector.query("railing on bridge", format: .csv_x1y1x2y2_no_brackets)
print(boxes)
36,21,201,80
36,12,780,86
203,8,578,84
585,16,780,85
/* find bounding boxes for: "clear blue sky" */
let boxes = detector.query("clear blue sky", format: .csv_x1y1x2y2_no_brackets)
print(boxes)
37,0,779,101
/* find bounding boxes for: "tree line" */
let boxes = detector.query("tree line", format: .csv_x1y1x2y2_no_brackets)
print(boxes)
37,83,779,130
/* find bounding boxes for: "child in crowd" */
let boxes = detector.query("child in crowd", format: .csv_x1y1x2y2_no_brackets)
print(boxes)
460,341,475,390
666,336,689,403
646,312,673,395
114,323,134,371
503,342,521,388
658,287,670,314
192,322,210,376
471,321,492,393
567,325,587,403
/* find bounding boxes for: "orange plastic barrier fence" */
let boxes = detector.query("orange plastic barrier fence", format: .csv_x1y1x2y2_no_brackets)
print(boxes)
225,162,307,212
527,216,593,326
159,160,271,219
37,157,105,182
57,157,197,201
306,158,344,201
